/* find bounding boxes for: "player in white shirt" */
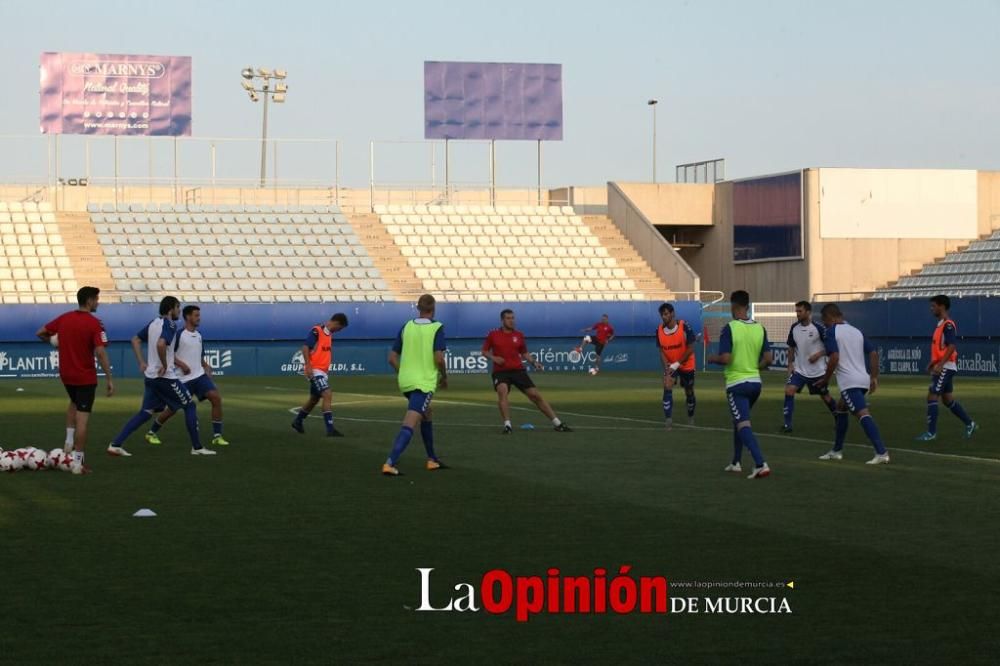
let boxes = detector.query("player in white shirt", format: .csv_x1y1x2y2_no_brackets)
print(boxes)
814,303,889,465
144,305,229,447
107,297,216,457
781,301,837,432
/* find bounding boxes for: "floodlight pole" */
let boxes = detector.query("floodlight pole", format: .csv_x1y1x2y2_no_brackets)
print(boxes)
489,139,496,207
648,99,658,183
259,85,270,188
536,140,542,205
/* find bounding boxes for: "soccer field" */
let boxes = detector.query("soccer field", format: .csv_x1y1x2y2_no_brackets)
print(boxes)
1,371,998,664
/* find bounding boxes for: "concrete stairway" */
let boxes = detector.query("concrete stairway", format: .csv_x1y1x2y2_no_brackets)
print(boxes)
349,213,422,300
582,215,672,298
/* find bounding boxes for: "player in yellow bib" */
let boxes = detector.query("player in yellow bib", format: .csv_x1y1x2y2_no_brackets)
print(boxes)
382,294,449,476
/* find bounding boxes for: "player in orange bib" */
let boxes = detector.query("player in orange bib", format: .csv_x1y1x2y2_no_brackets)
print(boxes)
657,303,697,429
292,313,348,437
914,295,977,441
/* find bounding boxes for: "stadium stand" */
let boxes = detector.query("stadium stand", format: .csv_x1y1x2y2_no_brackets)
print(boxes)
0,201,79,304
875,230,1000,299
370,203,670,301
89,203,389,303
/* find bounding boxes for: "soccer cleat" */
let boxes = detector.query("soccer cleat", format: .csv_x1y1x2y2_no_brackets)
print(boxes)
326,428,345,438
426,459,449,471
191,447,217,456
964,421,979,439
724,462,742,473
381,463,400,476
145,431,163,445
780,425,793,434
502,424,513,435
818,450,843,460
914,432,936,442
664,417,673,431
554,423,573,432
106,444,132,457
747,463,771,479
212,435,230,446
70,463,92,476
866,453,891,465
290,419,305,434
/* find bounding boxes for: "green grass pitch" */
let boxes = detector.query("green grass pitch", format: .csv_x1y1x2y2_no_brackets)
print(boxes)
1,371,998,664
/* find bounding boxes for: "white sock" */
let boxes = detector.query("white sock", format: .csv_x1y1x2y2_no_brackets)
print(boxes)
552,417,562,427
504,420,512,428
65,428,75,446
72,450,84,466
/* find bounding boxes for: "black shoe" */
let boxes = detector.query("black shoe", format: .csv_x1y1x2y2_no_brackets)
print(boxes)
502,425,513,435
327,428,345,438
779,425,793,434
554,423,573,432
291,420,305,434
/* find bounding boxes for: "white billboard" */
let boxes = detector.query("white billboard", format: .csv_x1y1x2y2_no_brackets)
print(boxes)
819,168,977,239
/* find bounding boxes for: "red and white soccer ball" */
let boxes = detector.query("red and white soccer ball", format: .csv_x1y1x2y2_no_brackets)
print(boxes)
57,451,74,472
25,448,48,471
0,452,14,472
10,449,28,471
47,449,64,470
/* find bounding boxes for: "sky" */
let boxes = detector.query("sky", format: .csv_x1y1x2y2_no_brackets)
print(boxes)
1,0,998,189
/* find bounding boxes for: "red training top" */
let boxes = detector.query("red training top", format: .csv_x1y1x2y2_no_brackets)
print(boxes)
591,322,615,344
482,328,528,372
44,310,108,386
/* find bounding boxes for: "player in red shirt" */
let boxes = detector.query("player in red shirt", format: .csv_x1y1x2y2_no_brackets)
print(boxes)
482,309,572,434
36,286,115,475
575,314,615,374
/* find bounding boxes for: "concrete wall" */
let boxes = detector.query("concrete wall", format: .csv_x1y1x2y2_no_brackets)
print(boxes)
614,182,714,226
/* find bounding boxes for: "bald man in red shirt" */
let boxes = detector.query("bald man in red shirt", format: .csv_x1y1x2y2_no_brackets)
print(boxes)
482,309,572,435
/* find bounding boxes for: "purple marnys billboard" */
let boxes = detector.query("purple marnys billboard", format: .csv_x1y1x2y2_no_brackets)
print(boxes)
424,61,563,141
39,52,192,136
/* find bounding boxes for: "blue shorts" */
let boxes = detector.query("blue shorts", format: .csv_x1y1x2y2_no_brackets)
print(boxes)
141,377,195,413
404,390,433,415
840,388,869,414
928,370,956,396
787,371,829,396
185,375,218,402
726,381,761,424
667,369,695,389
309,373,331,398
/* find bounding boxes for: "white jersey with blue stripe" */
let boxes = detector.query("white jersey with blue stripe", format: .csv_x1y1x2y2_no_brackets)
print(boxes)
137,317,179,380
787,320,827,378
174,328,205,382
824,321,873,391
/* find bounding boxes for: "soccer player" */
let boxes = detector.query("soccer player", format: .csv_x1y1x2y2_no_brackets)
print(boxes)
143,305,230,447
706,290,772,479
656,303,697,429
483,309,572,434
291,313,348,437
781,300,837,433
382,294,448,476
107,296,216,457
36,286,115,475
914,295,978,441
576,314,615,373
815,303,890,465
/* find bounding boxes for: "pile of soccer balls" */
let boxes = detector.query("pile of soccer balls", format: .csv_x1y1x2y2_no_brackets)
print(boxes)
0,446,74,473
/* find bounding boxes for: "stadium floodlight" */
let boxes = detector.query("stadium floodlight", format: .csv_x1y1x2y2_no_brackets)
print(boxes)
240,67,289,187
647,99,659,182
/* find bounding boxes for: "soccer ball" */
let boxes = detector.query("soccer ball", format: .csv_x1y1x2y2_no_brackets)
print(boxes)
57,452,74,472
588,367,599,376
0,452,14,472
49,333,59,348
26,448,48,471
10,449,28,471
583,335,592,344
47,448,64,470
